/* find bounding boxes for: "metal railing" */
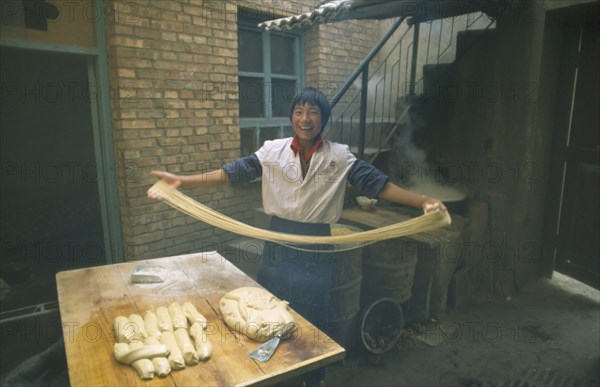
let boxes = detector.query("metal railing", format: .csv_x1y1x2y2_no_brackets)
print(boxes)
324,16,411,160
0,301,59,324
323,11,497,163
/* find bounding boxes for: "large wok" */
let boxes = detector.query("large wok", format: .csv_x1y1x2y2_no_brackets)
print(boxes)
407,181,468,215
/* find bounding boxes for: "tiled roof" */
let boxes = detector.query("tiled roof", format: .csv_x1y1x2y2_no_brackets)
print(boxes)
258,0,355,31
258,0,499,31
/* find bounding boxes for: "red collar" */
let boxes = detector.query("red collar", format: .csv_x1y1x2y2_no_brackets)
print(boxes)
291,135,323,163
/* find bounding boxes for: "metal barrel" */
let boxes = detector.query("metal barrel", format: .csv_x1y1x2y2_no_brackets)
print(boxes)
361,238,419,306
326,224,364,349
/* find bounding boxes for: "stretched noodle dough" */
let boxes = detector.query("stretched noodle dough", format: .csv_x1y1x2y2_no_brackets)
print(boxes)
149,180,452,249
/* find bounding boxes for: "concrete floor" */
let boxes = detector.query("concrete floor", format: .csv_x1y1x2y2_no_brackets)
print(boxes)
325,272,600,387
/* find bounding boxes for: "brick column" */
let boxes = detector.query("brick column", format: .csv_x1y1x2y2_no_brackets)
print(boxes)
105,0,249,259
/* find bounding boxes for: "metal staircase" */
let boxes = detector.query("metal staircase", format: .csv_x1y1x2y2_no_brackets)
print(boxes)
323,8,499,165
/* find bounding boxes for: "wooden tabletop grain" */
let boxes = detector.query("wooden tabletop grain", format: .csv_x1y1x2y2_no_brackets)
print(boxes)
56,252,345,386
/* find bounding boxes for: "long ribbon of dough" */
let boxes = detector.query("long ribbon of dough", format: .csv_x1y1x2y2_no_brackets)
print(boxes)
150,180,452,246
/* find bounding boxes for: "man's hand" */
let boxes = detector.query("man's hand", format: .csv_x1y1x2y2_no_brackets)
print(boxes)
147,170,182,200
422,198,447,214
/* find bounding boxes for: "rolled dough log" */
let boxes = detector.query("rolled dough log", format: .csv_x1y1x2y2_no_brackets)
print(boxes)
182,301,207,328
114,316,130,343
168,303,188,330
113,342,168,380
144,337,171,377
127,314,148,342
128,342,155,380
160,331,185,370
189,322,212,361
174,328,199,365
143,310,162,339
156,306,173,332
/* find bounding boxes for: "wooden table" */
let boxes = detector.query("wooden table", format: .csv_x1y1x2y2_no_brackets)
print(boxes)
56,252,345,386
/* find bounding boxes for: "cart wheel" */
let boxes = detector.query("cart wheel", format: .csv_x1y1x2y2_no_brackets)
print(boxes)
360,297,403,354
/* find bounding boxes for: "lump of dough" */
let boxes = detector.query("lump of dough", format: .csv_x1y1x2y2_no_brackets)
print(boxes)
219,287,297,342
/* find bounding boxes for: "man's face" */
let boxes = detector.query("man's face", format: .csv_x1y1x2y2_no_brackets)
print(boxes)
292,102,322,144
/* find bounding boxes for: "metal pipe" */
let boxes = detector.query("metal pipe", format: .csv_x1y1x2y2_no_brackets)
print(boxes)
358,66,369,160
408,21,420,98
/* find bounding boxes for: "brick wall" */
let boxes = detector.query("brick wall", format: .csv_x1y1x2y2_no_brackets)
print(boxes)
105,0,379,260
306,19,379,94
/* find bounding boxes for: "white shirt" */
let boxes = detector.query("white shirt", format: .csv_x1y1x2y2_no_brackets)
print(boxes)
255,138,357,223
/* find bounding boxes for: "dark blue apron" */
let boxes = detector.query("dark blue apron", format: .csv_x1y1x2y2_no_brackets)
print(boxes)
257,216,334,334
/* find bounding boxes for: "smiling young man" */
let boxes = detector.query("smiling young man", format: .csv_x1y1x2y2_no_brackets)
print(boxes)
148,87,446,386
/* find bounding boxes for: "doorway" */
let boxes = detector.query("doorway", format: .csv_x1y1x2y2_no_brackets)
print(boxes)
542,4,599,290
0,47,105,308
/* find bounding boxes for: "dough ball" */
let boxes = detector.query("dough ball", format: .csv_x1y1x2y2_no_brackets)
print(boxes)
219,287,296,342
